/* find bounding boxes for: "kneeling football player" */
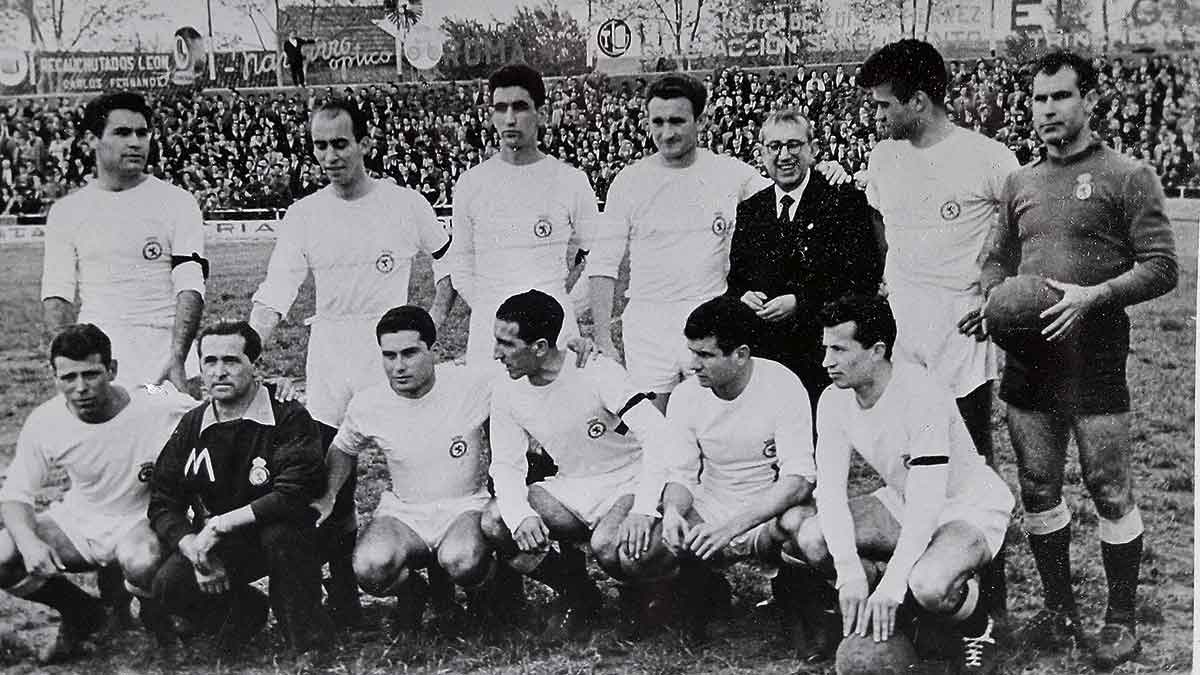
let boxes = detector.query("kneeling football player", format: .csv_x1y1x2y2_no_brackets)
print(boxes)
314,306,498,634
484,290,682,643
792,295,1014,675
596,297,819,647
0,325,195,663
148,321,332,657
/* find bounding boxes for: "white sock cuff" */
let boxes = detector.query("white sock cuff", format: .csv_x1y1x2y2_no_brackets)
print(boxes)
1024,502,1071,536
951,577,980,623
1099,507,1144,545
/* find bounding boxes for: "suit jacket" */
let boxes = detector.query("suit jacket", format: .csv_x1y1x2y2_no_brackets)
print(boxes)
283,38,311,68
728,171,883,363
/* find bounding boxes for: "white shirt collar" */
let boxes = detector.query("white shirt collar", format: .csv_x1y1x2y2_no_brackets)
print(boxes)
200,384,276,432
773,168,812,218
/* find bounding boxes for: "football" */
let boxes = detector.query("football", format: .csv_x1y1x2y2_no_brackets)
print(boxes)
836,632,920,675
983,274,1064,352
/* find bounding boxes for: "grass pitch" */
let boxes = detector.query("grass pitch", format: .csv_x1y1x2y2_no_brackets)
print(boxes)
0,220,1193,674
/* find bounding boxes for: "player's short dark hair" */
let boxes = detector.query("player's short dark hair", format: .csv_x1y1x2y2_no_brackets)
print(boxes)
197,321,263,362
49,324,112,368
488,64,546,108
818,294,896,359
684,296,758,355
647,74,707,118
496,289,563,347
858,39,948,106
376,305,436,347
83,91,153,137
313,97,368,140
1031,50,1098,95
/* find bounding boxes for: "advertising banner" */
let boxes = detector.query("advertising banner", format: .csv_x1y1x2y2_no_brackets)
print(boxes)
35,52,172,93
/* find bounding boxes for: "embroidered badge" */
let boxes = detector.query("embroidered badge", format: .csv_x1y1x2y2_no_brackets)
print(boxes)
711,212,730,235
248,457,270,486
762,439,777,458
1075,173,1093,200
375,251,396,274
533,217,553,238
586,418,607,439
939,200,962,220
449,436,468,458
142,238,163,260
137,462,154,483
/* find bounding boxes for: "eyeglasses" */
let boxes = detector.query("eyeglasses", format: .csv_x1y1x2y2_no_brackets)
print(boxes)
763,140,808,154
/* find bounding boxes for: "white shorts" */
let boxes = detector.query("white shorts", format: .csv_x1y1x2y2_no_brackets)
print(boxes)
621,299,701,394
691,488,774,560
307,316,385,427
89,322,199,388
871,486,1011,559
374,490,490,551
465,290,580,365
536,464,640,529
887,284,997,398
46,502,146,567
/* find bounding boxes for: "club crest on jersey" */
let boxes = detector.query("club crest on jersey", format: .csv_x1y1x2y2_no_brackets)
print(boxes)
137,462,155,483
142,238,163,260
1075,173,1093,200
248,457,270,486
711,212,730,236
449,436,469,458
586,418,607,439
376,251,396,274
939,200,961,221
762,439,777,458
533,217,553,239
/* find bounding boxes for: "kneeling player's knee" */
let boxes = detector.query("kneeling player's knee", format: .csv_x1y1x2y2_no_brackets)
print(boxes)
794,517,828,565
777,504,816,539
116,537,162,590
352,545,401,595
906,564,955,614
479,504,508,545
589,528,623,576
438,541,489,586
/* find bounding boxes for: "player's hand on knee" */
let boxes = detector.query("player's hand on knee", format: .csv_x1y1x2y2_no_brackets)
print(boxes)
685,521,736,561
22,539,66,577
865,589,900,642
740,291,767,312
514,515,549,553
839,578,870,637
619,513,655,559
661,507,689,554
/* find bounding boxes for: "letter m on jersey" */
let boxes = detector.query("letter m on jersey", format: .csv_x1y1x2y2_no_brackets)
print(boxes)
184,447,216,482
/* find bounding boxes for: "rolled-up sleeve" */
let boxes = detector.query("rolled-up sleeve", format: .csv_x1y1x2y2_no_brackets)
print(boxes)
40,201,78,303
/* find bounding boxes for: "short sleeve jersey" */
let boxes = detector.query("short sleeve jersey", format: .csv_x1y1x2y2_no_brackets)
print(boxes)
866,128,1019,292
40,176,206,329
667,358,816,503
332,365,493,503
815,363,1010,512
252,180,449,319
591,149,769,302
447,155,598,307
0,385,196,516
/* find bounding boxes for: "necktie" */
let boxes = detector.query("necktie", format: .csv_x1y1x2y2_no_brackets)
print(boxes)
778,194,794,223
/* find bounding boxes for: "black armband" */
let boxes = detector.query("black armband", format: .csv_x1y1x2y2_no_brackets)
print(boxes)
612,392,657,435
171,252,210,280
431,234,452,260
907,455,949,467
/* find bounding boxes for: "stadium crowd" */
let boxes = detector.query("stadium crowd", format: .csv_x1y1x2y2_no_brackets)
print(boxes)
0,53,1196,215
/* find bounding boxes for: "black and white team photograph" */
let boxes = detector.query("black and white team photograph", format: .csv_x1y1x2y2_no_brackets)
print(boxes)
0,0,1194,672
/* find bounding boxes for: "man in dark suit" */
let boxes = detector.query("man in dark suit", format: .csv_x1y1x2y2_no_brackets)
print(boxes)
283,33,313,87
728,109,882,411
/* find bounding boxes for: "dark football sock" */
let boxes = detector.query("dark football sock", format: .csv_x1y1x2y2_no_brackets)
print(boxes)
1101,534,1142,627
1027,523,1075,614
